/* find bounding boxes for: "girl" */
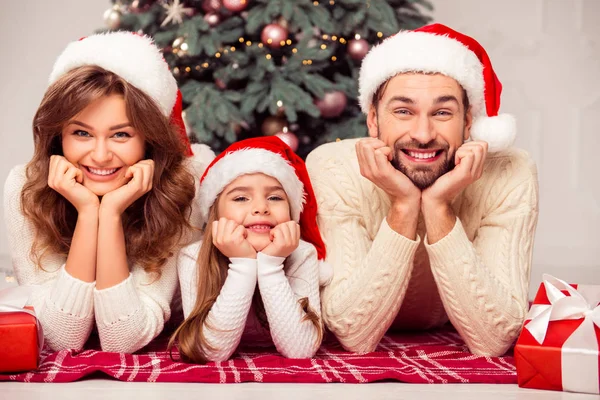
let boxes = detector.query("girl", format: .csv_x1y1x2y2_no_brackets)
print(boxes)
171,137,332,363
3,32,214,353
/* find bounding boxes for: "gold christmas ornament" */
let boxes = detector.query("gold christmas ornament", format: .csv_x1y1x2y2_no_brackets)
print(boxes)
103,6,122,30
172,36,189,57
261,116,288,136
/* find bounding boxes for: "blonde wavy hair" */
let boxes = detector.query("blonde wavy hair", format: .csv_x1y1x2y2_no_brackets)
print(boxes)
21,65,195,276
169,202,323,364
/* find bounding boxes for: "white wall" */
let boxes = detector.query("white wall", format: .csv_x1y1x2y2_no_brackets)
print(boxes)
433,0,600,295
1,0,598,296
0,0,110,267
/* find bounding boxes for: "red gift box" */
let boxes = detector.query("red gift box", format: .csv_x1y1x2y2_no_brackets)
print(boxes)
515,275,600,394
0,306,40,372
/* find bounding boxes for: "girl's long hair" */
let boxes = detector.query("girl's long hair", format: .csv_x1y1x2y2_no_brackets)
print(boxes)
169,202,323,364
22,65,195,276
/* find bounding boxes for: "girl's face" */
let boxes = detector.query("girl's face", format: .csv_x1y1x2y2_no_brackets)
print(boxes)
216,173,292,252
61,94,146,196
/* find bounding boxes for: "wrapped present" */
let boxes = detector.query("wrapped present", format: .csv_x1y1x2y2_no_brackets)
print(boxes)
0,286,43,373
515,274,600,394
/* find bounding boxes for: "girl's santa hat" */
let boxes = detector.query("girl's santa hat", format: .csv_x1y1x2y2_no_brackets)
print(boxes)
48,31,192,155
199,136,332,285
359,23,516,153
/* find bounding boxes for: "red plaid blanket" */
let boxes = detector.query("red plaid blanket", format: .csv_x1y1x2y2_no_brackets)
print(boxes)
0,325,516,383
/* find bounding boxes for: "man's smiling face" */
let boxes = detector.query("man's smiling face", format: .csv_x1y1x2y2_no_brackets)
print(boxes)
367,73,472,190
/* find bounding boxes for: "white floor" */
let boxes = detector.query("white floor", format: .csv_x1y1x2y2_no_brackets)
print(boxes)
1,381,599,400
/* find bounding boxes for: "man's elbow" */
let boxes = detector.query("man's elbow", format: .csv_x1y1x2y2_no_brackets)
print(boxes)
326,319,381,354
464,325,521,357
339,337,379,354
467,340,513,357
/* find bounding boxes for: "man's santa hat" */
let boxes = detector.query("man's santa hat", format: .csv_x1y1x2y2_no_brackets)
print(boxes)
199,136,332,285
359,23,515,153
48,31,192,155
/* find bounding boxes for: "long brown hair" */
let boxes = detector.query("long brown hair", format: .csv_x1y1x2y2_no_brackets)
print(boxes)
169,200,323,364
21,65,195,275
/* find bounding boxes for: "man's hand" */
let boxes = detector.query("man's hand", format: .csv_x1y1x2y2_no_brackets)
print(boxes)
421,141,488,244
356,138,421,239
356,138,421,204
422,141,488,209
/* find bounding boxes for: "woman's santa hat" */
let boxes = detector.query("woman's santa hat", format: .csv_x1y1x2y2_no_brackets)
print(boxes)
359,23,516,153
199,136,332,285
48,31,192,155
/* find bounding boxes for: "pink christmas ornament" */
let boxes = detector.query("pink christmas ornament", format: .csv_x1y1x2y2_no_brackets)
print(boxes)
315,90,347,118
223,0,248,12
274,131,299,152
261,23,288,49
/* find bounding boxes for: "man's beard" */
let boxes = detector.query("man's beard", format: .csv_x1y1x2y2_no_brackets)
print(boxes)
390,139,457,190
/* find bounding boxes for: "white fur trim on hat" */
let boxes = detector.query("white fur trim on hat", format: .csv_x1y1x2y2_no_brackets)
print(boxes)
470,113,516,153
359,31,485,118
199,148,305,223
48,32,177,117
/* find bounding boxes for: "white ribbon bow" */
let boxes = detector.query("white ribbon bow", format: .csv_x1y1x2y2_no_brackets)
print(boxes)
525,274,600,394
0,286,44,353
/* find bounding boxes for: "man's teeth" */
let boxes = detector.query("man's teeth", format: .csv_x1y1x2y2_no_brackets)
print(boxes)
88,167,117,176
408,151,437,159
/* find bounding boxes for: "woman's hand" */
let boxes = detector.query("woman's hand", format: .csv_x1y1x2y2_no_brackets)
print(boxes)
48,155,99,213
100,160,154,216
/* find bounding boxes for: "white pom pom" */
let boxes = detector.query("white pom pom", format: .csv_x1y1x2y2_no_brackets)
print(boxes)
470,114,516,153
188,143,214,175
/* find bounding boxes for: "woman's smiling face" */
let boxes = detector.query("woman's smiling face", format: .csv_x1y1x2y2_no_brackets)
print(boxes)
61,94,145,196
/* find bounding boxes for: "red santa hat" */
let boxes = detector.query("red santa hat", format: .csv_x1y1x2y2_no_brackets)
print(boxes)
359,23,516,153
199,136,332,284
48,31,192,155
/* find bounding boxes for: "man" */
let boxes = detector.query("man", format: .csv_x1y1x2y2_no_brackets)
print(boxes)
306,24,539,356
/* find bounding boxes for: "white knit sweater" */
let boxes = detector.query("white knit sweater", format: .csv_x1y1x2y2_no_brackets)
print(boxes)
305,138,539,356
177,239,322,361
3,144,215,353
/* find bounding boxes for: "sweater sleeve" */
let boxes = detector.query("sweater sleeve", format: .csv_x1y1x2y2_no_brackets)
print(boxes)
425,161,539,356
306,143,420,353
93,252,179,353
3,165,95,351
177,241,257,362
256,241,322,359
93,145,217,353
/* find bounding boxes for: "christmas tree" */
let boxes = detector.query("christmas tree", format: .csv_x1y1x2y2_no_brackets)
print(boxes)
102,0,432,157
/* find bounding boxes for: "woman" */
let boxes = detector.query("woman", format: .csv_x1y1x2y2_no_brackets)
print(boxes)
3,32,214,353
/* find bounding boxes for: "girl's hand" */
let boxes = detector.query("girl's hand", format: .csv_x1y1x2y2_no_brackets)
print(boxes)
100,160,154,215
261,221,300,258
48,155,99,213
212,217,257,259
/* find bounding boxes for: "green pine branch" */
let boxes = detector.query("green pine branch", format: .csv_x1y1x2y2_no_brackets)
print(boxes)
108,0,433,156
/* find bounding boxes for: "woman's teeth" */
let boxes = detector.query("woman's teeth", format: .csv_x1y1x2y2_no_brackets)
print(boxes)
87,167,118,176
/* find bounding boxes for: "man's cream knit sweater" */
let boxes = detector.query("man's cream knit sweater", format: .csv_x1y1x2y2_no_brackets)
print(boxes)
305,138,539,356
